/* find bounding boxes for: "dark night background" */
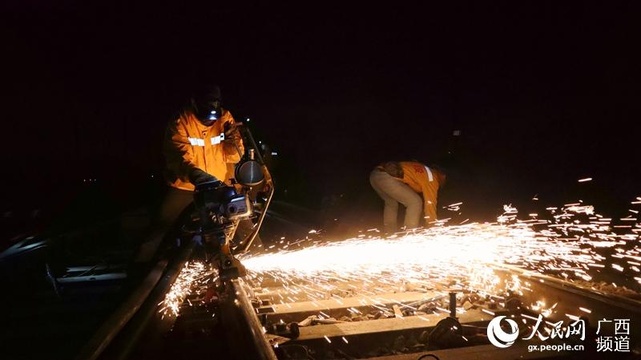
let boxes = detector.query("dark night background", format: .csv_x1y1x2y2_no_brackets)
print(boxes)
2,1,640,238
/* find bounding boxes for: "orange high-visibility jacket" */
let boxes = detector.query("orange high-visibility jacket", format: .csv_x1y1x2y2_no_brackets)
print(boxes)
399,161,443,223
163,109,244,191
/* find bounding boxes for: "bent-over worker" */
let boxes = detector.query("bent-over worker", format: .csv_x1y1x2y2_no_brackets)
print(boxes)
370,160,446,233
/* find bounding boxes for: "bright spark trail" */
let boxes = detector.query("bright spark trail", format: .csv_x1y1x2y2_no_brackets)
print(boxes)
158,261,212,318
241,201,641,304
161,199,641,317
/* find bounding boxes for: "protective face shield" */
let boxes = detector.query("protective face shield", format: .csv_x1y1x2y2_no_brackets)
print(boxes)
193,85,223,126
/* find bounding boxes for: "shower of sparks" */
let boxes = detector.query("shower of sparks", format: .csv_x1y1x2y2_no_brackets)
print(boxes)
240,201,641,305
158,261,214,318
159,199,641,318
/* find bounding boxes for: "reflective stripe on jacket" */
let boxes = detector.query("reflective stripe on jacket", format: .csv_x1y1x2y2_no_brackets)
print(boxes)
163,109,244,191
399,161,442,222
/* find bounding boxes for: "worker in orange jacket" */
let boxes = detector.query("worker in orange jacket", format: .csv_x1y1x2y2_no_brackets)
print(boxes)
370,160,447,233
134,84,244,263
163,86,243,189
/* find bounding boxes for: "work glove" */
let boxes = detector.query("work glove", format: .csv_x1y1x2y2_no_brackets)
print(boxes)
223,120,239,136
224,122,243,145
189,168,220,186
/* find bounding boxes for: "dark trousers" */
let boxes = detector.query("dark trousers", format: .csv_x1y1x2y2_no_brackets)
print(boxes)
134,187,194,263
134,186,265,262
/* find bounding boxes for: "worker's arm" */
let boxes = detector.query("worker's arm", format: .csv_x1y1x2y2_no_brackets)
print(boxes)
164,119,199,181
164,119,218,184
221,110,244,163
421,182,439,225
402,161,439,225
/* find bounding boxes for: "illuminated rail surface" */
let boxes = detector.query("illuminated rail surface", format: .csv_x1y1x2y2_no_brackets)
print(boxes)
89,201,641,360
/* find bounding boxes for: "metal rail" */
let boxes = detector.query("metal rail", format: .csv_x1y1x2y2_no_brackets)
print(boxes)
244,265,641,359
76,241,194,360
220,279,279,360
75,254,641,360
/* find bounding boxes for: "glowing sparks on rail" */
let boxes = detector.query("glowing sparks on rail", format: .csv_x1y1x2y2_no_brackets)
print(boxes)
241,202,641,304
158,261,211,318
243,223,540,292
159,200,641,318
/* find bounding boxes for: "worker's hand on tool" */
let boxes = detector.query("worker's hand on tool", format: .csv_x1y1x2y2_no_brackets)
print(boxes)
224,120,241,136
189,168,220,185
224,122,242,145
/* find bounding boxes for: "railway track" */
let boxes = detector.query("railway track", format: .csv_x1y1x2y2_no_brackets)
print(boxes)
245,262,641,359
81,250,641,360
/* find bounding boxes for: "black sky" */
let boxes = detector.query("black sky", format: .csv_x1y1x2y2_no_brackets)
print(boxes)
3,1,640,220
